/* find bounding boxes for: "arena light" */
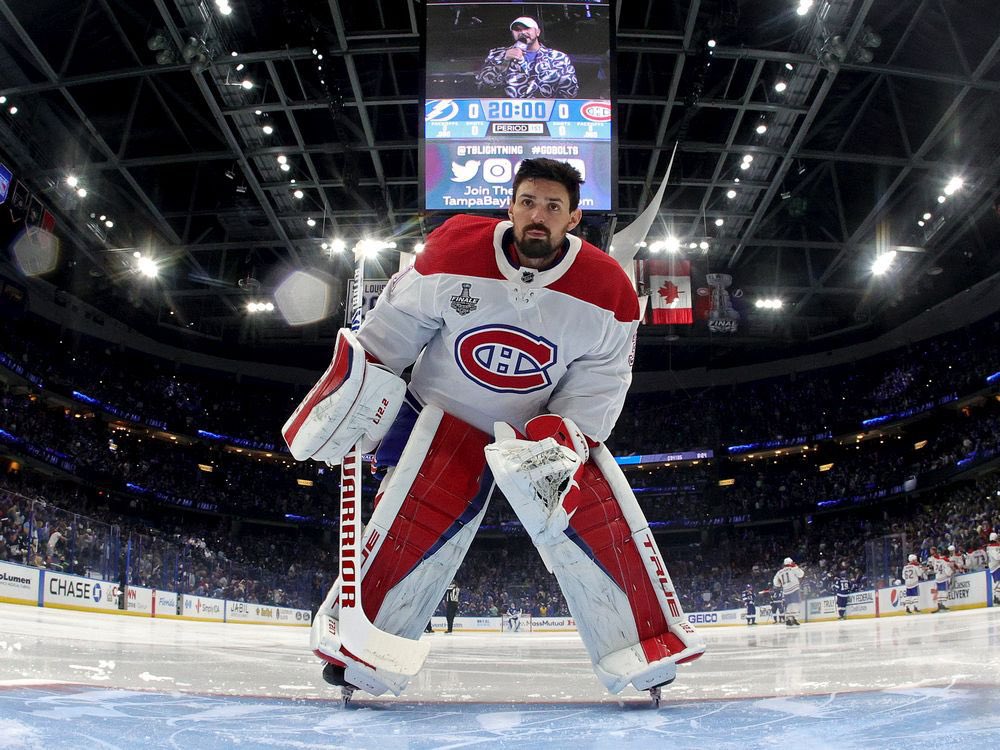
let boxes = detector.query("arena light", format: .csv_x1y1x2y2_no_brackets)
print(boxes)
329,238,346,254
796,0,814,16
136,255,159,278
726,189,736,199
943,176,963,196
718,478,735,487
66,175,79,188
293,189,304,199
818,462,833,472
754,298,783,309
306,218,316,227
871,250,896,276
774,80,788,93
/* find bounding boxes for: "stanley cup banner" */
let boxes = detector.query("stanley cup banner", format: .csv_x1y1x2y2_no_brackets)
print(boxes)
693,271,746,334
636,258,692,325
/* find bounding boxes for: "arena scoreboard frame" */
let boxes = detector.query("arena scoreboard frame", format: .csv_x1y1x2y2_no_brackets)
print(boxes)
422,1,616,212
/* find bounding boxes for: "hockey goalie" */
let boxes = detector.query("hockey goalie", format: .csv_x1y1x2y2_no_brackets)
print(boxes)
282,159,705,703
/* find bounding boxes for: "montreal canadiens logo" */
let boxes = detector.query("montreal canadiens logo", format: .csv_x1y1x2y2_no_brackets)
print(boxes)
581,101,612,122
455,325,557,393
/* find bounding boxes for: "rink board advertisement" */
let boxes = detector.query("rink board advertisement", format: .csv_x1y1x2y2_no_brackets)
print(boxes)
422,1,615,211
154,589,180,618
178,593,225,622
42,570,123,614
878,571,990,615
124,585,153,615
0,560,40,605
807,591,878,622
226,600,311,627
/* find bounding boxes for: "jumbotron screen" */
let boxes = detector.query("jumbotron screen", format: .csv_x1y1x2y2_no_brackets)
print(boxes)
423,1,615,211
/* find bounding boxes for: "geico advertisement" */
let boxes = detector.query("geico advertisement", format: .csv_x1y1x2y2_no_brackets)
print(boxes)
180,594,225,621
0,560,39,603
44,571,121,611
686,608,744,627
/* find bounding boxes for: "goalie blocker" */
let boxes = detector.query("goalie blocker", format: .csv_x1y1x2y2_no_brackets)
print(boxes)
486,415,706,694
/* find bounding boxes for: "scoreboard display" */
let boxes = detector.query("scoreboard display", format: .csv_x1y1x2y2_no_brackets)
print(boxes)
423,1,615,212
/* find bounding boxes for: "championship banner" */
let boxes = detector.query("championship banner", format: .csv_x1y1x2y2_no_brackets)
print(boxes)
693,270,746,334
637,258,692,325
344,278,388,328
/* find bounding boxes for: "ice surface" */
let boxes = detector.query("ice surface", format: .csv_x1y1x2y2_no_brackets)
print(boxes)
1,603,998,747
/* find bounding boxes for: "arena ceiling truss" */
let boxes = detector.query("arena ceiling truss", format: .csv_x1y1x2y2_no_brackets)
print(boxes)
0,0,998,371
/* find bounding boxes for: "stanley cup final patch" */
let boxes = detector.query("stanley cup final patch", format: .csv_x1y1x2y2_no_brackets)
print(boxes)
450,283,480,316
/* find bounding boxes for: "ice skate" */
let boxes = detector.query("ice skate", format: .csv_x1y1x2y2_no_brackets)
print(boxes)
322,662,358,706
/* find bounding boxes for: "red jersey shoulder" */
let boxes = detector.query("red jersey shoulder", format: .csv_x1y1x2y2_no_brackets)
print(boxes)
550,241,640,323
414,214,505,279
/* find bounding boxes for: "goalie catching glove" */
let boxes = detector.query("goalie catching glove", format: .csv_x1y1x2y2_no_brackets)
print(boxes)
282,329,405,465
486,415,589,545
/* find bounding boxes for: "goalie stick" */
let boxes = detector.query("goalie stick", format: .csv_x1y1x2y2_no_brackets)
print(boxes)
336,246,429,687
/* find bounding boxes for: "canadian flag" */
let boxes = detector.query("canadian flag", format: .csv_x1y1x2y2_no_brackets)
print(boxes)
639,258,692,325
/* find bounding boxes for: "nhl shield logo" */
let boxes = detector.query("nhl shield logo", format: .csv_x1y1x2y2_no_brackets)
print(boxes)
521,270,535,283
450,283,480,316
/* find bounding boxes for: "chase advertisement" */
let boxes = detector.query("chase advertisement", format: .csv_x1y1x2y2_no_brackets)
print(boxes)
423,1,614,210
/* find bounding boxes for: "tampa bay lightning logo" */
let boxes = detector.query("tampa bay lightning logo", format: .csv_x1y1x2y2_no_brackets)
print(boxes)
425,99,459,122
92,583,102,603
455,325,557,393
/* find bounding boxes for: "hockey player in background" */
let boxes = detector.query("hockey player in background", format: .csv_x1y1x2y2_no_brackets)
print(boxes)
947,544,966,576
928,546,953,612
769,586,785,624
832,566,852,620
505,604,522,632
283,159,705,703
741,584,757,626
901,553,924,614
987,532,1000,606
774,558,804,626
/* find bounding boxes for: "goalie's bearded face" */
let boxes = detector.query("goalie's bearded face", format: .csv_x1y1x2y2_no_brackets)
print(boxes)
508,178,583,269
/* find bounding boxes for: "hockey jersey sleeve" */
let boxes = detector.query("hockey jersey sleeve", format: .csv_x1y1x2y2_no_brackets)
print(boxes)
356,264,440,375
545,315,638,443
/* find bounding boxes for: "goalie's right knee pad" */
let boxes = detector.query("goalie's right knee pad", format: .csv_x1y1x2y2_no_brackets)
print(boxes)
312,403,494,694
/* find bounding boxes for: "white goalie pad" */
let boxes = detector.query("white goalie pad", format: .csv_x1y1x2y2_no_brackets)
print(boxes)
311,405,495,696
487,425,706,695
282,329,405,465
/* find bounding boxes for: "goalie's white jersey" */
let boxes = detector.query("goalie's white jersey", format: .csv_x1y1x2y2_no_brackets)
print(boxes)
357,214,640,441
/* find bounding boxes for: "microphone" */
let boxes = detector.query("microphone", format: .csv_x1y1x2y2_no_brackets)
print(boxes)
508,40,527,68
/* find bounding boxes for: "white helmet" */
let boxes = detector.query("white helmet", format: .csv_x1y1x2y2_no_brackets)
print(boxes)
908,554,918,562
947,544,956,552
784,557,794,565
991,532,998,542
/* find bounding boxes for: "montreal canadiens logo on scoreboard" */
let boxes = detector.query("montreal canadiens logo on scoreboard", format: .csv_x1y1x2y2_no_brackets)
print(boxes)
455,325,557,393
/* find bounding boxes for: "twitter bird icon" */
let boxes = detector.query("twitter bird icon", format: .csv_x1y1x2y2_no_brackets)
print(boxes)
451,160,480,183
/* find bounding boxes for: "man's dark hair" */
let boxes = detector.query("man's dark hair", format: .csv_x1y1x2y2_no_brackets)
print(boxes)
511,158,584,211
